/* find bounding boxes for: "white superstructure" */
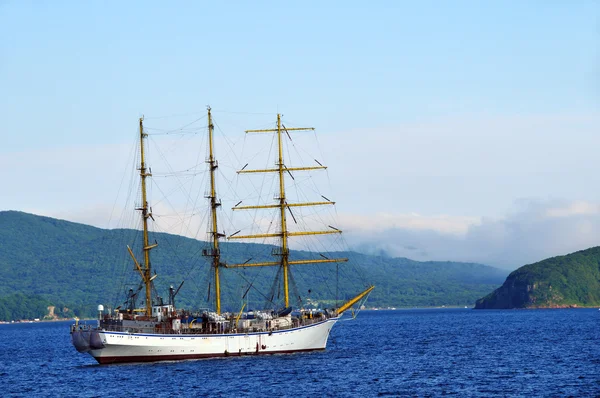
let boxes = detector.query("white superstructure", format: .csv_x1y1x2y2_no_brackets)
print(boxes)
72,315,336,364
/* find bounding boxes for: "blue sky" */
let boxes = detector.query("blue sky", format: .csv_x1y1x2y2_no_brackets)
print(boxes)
1,1,598,268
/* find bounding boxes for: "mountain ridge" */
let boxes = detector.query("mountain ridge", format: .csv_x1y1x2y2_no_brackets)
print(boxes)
0,211,507,320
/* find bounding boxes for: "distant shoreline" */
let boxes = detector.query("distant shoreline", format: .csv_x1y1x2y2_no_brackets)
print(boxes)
0,318,89,325
2,305,598,325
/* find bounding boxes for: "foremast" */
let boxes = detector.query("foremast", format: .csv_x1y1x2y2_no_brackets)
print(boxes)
203,106,224,314
227,114,348,308
126,117,157,318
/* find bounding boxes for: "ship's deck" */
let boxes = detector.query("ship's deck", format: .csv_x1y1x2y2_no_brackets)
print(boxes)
71,312,334,336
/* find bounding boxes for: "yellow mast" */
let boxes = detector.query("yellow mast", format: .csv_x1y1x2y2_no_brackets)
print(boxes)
203,106,224,314
276,114,291,307
136,117,157,317
228,114,347,308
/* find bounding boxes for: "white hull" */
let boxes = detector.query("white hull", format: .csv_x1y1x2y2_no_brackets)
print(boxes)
73,318,337,364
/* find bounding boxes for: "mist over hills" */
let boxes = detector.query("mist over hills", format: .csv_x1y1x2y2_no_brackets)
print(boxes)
0,211,507,320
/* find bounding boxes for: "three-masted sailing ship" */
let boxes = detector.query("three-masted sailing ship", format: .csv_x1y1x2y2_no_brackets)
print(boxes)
71,108,374,364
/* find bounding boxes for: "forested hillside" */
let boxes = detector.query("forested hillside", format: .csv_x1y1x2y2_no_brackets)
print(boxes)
0,211,507,320
475,247,600,309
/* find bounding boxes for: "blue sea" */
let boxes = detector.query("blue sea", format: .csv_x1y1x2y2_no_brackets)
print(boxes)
0,309,598,397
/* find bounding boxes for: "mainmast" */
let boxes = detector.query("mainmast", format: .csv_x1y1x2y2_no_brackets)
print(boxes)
203,106,224,314
127,117,157,317
276,114,291,307
228,114,348,308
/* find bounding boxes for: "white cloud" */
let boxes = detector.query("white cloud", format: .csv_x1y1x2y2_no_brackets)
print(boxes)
343,199,600,269
545,200,600,218
338,212,479,235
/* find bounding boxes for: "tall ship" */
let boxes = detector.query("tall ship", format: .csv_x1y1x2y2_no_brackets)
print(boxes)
71,108,374,364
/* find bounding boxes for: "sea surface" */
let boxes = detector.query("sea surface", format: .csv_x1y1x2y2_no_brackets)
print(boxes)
0,309,598,397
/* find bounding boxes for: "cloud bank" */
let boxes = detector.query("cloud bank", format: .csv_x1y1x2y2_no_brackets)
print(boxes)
341,199,600,269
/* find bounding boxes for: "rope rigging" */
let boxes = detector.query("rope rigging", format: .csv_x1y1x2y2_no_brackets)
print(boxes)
103,111,370,315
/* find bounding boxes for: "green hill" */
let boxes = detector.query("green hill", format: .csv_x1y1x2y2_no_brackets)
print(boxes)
0,211,507,320
475,247,600,309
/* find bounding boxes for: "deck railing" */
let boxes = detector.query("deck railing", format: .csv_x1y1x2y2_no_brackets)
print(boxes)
75,314,332,335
